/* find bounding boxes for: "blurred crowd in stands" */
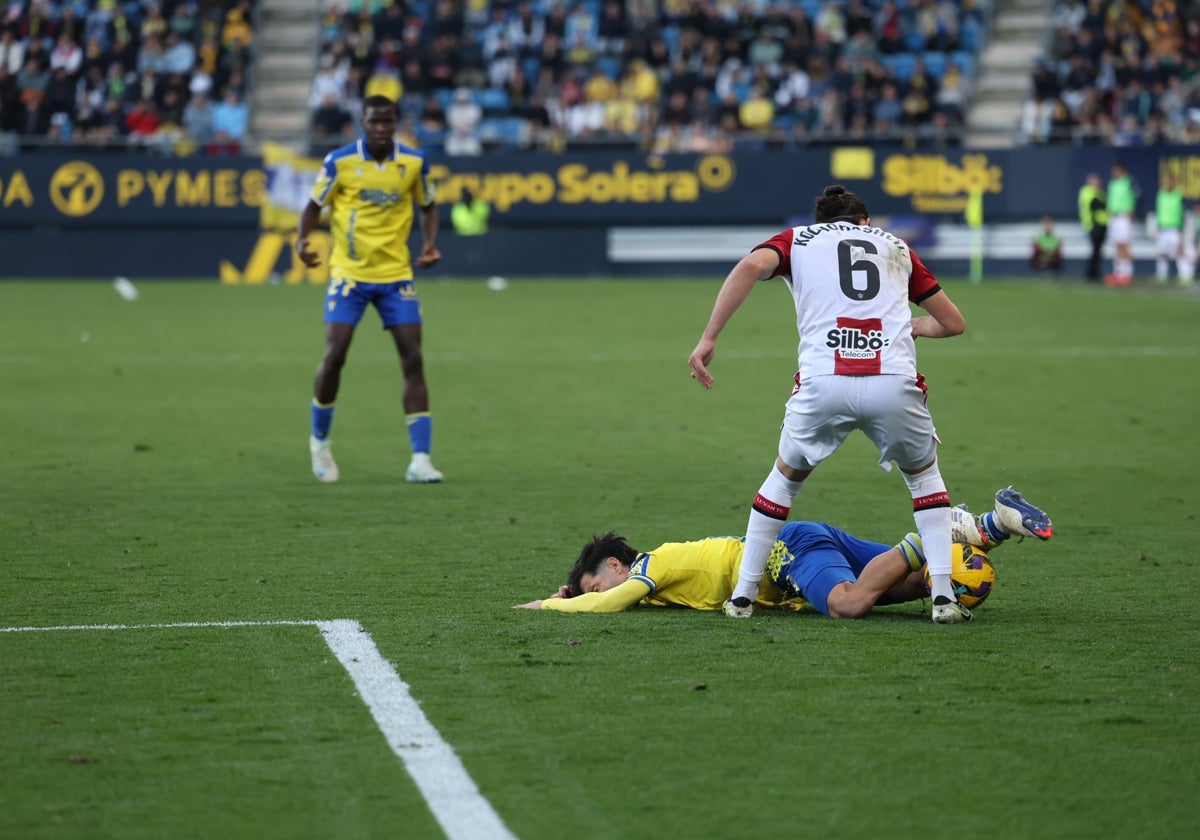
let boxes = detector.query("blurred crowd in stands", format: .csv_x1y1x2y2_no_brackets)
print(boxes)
311,0,989,154
4,0,1197,155
1020,0,1200,146
0,0,254,153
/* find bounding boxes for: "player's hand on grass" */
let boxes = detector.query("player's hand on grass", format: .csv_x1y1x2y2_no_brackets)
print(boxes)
688,339,716,389
552,584,572,599
416,244,442,268
296,237,320,268
513,600,543,609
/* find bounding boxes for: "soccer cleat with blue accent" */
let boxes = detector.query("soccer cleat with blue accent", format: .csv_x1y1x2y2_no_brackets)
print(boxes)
931,595,974,623
723,596,754,618
405,453,444,483
310,436,339,483
950,503,989,547
994,486,1054,540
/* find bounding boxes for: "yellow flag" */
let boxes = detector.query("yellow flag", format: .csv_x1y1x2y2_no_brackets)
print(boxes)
260,141,324,232
965,188,983,228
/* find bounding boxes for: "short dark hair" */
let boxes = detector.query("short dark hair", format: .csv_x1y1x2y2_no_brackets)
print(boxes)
362,95,397,116
813,185,869,224
566,531,639,596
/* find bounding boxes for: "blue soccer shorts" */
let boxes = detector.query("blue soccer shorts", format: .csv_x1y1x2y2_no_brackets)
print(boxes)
770,522,892,615
324,278,422,328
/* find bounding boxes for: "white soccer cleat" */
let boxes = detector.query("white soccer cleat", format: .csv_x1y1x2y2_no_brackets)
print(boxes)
406,452,443,483
723,597,754,618
931,595,974,624
310,436,339,482
993,486,1054,540
950,503,988,546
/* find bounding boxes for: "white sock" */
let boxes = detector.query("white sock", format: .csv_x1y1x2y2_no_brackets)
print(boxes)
903,461,953,602
1157,257,1169,281
732,466,804,601
1177,255,1193,281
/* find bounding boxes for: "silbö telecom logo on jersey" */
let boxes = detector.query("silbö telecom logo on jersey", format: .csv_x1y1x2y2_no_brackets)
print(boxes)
827,318,888,360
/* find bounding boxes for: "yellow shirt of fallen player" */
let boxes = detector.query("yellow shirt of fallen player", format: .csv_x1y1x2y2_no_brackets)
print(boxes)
310,138,436,283
540,537,805,612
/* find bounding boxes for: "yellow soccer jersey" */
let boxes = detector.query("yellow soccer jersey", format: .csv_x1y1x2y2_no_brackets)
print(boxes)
539,537,807,613
310,139,435,282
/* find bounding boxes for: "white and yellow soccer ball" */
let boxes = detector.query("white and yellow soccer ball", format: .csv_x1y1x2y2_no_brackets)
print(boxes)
923,543,995,609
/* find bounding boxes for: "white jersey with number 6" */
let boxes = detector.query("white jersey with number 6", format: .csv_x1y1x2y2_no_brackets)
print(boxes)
755,221,942,379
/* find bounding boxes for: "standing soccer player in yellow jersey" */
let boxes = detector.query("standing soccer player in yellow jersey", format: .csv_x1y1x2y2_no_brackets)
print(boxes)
297,95,444,484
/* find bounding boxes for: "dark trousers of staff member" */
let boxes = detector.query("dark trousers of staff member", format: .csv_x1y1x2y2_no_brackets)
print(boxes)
1086,224,1107,281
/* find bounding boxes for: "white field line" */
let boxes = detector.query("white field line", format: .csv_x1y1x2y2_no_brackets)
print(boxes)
317,620,516,840
2,618,517,840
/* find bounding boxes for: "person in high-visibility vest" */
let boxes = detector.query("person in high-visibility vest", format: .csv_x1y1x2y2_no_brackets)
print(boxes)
1077,172,1108,282
451,188,490,237
1154,171,1194,286
1105,162,1139,286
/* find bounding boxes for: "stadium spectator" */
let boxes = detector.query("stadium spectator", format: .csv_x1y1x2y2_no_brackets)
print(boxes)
596,0,629,56
49,33,82,77
874,81,904,133
310,53,347,110
221,4,254,50
918,108,960,148
444,86,483,154
161,31,196,76
138,34,166,75
1,29,24,76
312,90,353,142
125,96,159,141
508,1,546,59
182,88,215,146
209,88,247,154
737,86,775,134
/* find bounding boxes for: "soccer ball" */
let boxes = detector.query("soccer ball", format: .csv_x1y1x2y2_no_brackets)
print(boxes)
922,543,995,608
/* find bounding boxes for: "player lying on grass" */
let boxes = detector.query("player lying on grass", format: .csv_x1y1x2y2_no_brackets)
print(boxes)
514,487,1052,618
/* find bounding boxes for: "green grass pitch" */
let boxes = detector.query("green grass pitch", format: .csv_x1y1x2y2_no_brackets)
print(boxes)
1,276,1198,839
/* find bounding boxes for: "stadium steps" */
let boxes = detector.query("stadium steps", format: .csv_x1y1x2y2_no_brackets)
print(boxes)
248,0,321,152
964,0,1050,149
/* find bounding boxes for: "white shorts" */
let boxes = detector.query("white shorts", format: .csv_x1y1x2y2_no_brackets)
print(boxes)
777,374,939,473
1157,228,1182,256
1109,214,1134,246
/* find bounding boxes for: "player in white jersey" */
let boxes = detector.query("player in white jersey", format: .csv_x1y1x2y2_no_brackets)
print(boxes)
688,185,970,624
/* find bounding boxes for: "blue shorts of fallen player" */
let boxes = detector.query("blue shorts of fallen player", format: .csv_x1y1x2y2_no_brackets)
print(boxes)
771,522,893,615
324,278,422,327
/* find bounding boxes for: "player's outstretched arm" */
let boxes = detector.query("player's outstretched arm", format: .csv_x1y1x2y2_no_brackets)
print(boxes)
689,248,781,389
514,585,573,609
521,579,651,613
